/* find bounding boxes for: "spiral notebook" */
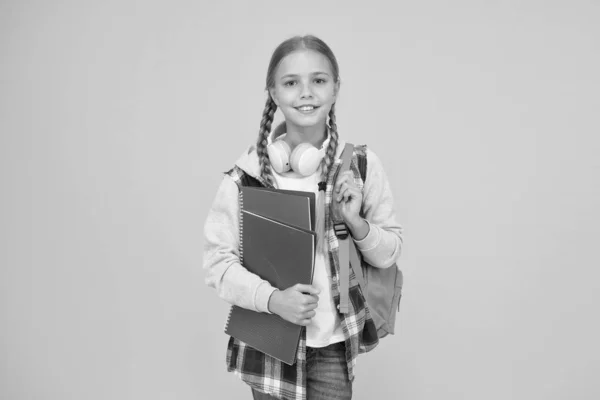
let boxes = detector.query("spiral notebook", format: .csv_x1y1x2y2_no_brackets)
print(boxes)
224,187,316,365
239,186,315,231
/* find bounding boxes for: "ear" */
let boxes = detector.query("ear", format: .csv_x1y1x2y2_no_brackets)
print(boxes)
268,88,279,106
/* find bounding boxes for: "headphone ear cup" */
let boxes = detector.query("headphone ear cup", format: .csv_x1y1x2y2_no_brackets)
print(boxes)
267,140,292,174
290,142,322,176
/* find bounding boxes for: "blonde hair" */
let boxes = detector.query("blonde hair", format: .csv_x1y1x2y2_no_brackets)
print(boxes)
256,35,341,187
256,35,342,255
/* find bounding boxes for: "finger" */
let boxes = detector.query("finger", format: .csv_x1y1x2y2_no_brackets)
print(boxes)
337,178,359,198
334,176,346,193
294,284,321,295
342,189,352,203
336,171,355,192
335,172,352,192
340,170,354,186
338,186,358,203
336,182,350,201
336,187,347,203
303,310,316,319
343,185,363,201
297,315,313,326
304,294,319,305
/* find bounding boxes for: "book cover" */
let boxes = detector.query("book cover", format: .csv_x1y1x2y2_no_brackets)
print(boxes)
240,186,315,231
225,206,315,365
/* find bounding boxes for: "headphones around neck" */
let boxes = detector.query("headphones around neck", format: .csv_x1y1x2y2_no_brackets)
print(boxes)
267,122,326,177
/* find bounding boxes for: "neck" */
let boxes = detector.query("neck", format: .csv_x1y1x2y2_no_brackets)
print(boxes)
284,122,328,149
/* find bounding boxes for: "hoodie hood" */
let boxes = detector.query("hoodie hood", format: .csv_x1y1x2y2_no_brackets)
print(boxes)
234,122,345,184
234,143,263,182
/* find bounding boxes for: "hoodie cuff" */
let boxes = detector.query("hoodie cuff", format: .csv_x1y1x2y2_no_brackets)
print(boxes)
353,220,380,252
255,281,277,314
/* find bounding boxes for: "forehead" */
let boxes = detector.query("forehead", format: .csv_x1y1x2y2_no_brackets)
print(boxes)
275,49,334,77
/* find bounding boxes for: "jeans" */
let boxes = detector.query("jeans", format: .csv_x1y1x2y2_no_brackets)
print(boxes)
251,341,352,400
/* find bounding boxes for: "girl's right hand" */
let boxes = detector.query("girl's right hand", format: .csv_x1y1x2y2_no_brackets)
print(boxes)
268,284,320,326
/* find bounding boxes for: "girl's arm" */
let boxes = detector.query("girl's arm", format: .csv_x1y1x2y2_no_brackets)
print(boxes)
203,175,277,313
352,148,403,268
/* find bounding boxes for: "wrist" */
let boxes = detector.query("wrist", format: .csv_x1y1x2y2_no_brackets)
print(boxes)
347,218,369,241
267,289,281,314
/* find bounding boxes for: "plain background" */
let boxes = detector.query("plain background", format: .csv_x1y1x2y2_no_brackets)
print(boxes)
1,1,599,399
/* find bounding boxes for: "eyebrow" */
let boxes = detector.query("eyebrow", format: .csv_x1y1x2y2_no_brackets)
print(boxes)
280,72,331,80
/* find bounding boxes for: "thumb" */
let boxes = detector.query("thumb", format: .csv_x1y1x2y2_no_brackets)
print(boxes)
294,284,321,295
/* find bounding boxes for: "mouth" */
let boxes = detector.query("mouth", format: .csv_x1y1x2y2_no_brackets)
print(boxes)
295,105,320,113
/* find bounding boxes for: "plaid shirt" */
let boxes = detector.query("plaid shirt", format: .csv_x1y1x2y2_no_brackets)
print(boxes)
225,145,380,400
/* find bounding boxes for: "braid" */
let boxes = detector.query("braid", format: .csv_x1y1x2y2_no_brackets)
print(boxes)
321,104,339,183
314,104,339,256
256,96,277,187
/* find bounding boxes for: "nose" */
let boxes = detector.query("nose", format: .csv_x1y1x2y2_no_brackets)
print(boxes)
299,82,314,99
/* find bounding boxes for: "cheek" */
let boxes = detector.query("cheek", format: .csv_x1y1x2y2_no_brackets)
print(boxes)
318,86,336,101
279,90,298,105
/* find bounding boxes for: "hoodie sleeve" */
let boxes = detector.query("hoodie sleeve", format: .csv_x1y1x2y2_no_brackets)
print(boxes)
352,148,403,268
203,174,277,313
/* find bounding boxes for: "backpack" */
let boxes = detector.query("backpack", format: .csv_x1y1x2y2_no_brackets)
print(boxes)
236,144,403,339
332,143,403,339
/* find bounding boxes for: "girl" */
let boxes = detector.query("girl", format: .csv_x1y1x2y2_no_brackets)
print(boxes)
203,35,403,400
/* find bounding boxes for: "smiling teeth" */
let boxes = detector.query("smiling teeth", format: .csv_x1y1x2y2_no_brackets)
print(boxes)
299,106,315,111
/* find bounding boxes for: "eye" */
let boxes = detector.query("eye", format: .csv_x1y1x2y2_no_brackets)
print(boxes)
284,80,297,87
314,78,327,84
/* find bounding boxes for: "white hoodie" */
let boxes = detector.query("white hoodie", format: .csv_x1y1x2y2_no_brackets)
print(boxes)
202,135,403,345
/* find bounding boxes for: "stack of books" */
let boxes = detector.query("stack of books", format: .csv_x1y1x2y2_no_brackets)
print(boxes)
224,186,316,365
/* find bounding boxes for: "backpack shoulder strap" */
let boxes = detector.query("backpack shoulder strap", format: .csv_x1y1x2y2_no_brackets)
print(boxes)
334,143,367,313
335,144,353,314
355,144,367,183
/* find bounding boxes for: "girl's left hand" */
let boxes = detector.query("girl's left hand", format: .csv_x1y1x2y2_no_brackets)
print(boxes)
333,170,363,226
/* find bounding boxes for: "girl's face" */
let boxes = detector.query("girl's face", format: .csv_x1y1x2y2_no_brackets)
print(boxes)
269,49,339,133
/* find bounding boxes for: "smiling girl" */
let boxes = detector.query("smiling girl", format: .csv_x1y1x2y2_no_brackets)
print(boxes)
203,35,403,400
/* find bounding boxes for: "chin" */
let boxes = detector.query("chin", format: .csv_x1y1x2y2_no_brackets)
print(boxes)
295,118,322,127
287,114,329,129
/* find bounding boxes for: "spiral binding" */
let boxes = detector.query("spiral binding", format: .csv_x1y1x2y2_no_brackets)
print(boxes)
224,307,232,332
224,189,245,333
238,190,244,264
